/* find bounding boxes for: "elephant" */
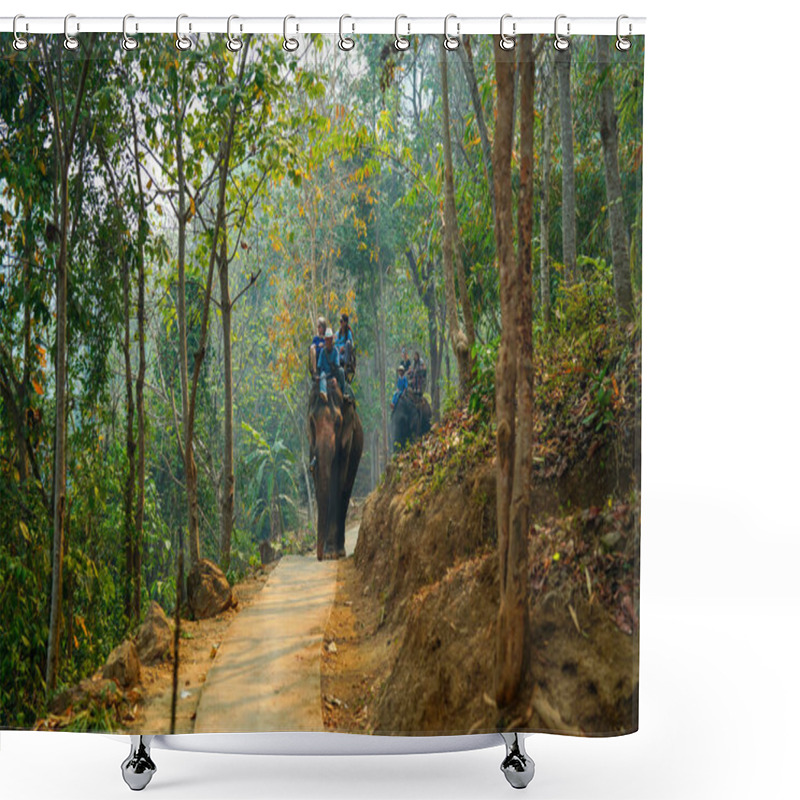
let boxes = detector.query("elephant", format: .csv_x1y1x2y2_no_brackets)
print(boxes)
391,390,432,451
307,377,363,560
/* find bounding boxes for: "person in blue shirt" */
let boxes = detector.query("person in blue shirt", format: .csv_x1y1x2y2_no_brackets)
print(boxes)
391,364,408,410
335,313,354,380
317,327,345,403
309,316,327,376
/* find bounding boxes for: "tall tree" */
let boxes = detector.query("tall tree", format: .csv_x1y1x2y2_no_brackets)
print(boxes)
440,57,473,400
42,36,95,693
130,99,149,623
540,54,554,325
555,45,578,285
214,41,254,572
492,34,535,709
596,36,633,322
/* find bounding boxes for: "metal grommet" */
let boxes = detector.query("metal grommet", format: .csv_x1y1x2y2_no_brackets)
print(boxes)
64,14,80,51
443,14,459,51
283,15,299,52
553,14,570,51
175,13,192,51
227,15,243,51
338,15,355,51
12,14,29,51
122,14,138,51
499,14,516,50
394,15,410,51
616,15,632,51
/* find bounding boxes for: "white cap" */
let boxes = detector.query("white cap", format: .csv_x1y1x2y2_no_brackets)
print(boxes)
325,327,334,338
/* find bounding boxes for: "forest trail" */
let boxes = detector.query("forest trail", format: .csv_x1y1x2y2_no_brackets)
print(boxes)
192,523,361,733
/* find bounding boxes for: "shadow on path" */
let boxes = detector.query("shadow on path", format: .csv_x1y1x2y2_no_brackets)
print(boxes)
193,524,360,733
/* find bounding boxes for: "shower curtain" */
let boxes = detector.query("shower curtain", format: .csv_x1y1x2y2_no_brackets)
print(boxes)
0,26,643,738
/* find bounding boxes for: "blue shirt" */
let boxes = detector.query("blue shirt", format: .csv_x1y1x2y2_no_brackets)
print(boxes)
396,375,408,393
317,345,340,376
312,335,325,357
335,328,353,350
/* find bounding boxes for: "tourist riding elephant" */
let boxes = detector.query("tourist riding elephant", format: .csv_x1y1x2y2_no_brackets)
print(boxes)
308,378,363,560
391,391,432,451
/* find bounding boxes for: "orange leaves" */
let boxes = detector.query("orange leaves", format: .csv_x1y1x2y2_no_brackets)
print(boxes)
631,144,643,172
32,379,44,396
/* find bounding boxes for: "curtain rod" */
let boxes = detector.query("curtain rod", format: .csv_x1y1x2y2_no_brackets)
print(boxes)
0,16,646,37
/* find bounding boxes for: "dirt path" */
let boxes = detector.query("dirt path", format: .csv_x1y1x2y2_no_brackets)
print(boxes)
192,524,360,733
118,565,277,734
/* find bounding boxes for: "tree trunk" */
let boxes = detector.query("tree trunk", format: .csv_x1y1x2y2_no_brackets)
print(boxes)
219,237,235,572
44,45,93,694
596,36,633,322
132,105,147,624
493,34,533,710
376,200,389,468
440,58,472,401
540,58,554,326
506,34,535,709
47,163,69,695
555,46,577,285
175,112,199,565
122,240,136,629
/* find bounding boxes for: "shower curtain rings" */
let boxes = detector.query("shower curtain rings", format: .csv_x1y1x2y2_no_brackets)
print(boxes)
394,15,410,51
616,15,632,51
338,15,355,51
227,15,243,52
553,14,570,51
64,14,79,51
175,14,192,50
12,15,29,51
283,15,299,52
122,15,138,51
443,14,459,51
499,14,516,50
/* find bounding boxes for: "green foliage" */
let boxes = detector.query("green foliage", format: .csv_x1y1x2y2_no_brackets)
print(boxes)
583,365,616,433
241,422,299,542
468,336,499,420
227,525,260,585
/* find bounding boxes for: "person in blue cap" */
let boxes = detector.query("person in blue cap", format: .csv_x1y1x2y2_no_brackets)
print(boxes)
309,316,327,376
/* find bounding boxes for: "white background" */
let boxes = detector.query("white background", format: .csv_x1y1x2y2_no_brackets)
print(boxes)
3,1,799,798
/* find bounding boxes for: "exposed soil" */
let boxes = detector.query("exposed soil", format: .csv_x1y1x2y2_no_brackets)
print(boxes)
322,454,639,737
322,330,641,737
320,557,392,733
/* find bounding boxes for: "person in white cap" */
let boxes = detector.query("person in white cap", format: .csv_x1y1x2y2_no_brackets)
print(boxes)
391,364,408,410
317,327,344,403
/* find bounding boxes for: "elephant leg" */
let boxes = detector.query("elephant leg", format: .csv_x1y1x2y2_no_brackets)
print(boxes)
337,416,363,556
322,458,341,559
